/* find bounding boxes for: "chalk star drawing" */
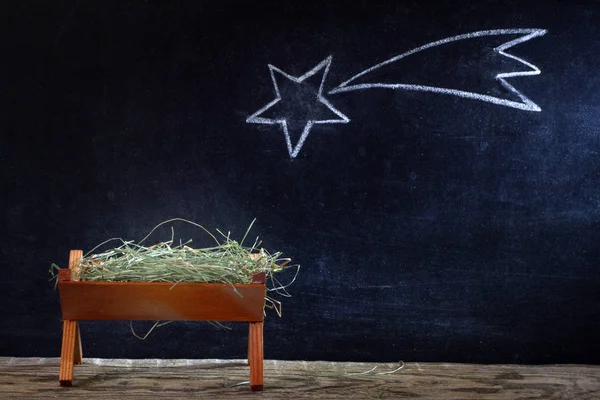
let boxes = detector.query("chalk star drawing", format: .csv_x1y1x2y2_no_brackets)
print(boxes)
246,56,349,158
247,29,547,158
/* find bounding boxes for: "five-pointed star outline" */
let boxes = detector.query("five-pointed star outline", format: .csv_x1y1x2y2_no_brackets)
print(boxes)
246,56,349,158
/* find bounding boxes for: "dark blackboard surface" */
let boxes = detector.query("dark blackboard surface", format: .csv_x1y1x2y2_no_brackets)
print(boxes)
1,0,599,364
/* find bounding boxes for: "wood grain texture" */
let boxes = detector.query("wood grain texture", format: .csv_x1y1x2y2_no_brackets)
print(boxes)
73,322,82,365
68,250,83,278
58,321,77,386
248,322,264,391
58,280,266,321
1,358,598,399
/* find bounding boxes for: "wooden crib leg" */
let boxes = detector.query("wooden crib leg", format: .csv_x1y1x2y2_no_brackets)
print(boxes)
60,249,84,386
59,319,78,386
248,322,264,391
74,322,82,365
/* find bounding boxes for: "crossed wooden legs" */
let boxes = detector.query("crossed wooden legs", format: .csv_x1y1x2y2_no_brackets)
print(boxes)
59,319,82,387
59,249,83,386
59,321,263,390
248,321,264,391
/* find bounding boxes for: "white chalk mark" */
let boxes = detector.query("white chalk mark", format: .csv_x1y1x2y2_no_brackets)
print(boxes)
331,83,538,111
246,56,349,158
246,29,546,158
329,29,547,112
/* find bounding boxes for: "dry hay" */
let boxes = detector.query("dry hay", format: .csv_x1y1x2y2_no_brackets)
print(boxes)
50,218,299,319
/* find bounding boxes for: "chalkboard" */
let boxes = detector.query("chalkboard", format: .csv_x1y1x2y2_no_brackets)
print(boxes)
1,0,599,364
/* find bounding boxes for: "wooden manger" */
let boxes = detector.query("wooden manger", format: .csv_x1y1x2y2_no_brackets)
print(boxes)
57,249,267,391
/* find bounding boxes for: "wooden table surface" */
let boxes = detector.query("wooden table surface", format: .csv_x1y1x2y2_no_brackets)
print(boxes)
1,357,598,399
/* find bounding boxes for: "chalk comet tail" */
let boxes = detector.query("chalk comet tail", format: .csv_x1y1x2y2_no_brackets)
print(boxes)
330,28,547,111
247,28,547,158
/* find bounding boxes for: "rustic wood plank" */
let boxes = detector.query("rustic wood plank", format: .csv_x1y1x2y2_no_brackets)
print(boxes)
0,358,598,399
